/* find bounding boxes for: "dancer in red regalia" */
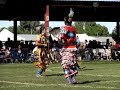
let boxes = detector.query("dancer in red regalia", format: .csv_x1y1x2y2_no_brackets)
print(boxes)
59,8,80,84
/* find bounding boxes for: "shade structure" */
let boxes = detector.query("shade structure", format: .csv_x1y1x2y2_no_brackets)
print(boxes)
0,29,25,41
76,33,96,42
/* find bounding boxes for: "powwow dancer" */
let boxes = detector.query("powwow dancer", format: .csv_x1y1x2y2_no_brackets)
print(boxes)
34,27,49,77
59,8,80,84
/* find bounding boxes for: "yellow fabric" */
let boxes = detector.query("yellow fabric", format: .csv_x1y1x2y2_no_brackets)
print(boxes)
34,48,46,70
34,33,48,71
36,34,47,46
36,49,41,62
34,61,46,70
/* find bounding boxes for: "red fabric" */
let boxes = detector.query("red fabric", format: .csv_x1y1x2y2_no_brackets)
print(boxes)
115,44,120,48
61,25,76,47
68,45,76,48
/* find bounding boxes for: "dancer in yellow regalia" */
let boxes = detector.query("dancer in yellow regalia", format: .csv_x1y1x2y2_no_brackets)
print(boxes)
34,27,48,77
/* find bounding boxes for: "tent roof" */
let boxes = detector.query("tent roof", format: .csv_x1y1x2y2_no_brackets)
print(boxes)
17,34,114,42
0,29,25,41
76,33,96,42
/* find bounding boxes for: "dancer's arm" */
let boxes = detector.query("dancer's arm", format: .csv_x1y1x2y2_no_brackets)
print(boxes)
36,35,47,46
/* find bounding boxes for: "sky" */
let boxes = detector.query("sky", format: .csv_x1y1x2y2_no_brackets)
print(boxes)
0,21,116,33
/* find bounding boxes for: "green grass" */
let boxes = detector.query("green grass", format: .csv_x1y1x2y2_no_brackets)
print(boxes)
0,61,120,90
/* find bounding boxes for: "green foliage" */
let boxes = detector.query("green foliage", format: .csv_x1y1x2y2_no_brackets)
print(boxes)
20,21,40,33
0,27,7,31
0,21,110,36
7,26,14,33
74,22,109,36
111,24,120,43
7,25,28,34
0,21,46,34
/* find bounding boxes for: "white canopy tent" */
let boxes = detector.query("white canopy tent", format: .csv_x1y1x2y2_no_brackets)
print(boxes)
76,33,96,42
0,29,25,41
50,33,96,42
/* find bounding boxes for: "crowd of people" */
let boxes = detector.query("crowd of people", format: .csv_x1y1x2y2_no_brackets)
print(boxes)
1,32,118,64
0,38,35,63
0,36,119,64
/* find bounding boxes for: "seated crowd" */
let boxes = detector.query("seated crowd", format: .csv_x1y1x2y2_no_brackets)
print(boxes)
0,38,119,64
0,39,35,63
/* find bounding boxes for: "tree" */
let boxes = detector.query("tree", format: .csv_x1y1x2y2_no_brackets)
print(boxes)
0,27,7,31
112,24,120,43
74,22,85,34
5,21,51,34
74,22,109,36
7,26,14,33
20,21,40,34
7,26,23,34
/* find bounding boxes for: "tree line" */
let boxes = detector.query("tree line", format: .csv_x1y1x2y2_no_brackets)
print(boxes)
0,21,115,37
0,21,43,34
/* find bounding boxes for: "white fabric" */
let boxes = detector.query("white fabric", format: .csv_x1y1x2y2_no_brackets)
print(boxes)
0,29,25,41
32,46,38,53
76,33,96,42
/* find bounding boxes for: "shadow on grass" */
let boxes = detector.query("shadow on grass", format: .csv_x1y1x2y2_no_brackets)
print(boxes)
79,66,94,71
80,68,94,71
76,80,101,84
44,73,64,77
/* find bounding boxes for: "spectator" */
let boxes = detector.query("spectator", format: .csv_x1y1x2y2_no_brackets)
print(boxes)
76,36,80,48
4,47,12,63
51,43,59,62
17,45,23,63
0,40,3,49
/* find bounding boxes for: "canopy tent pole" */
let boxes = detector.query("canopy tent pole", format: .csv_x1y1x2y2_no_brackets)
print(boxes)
44,4,49,33
44,4,49,51
14,20,17,45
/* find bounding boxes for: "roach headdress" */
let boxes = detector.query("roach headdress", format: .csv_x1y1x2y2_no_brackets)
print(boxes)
64,8,74,26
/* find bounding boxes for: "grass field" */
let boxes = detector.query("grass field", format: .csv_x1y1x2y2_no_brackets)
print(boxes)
0,61,120,90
